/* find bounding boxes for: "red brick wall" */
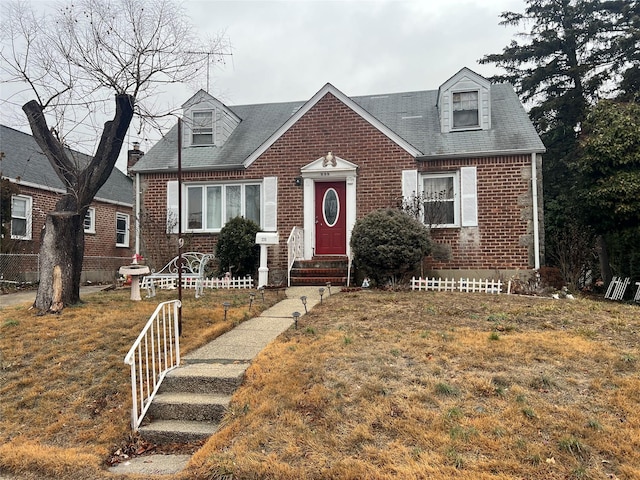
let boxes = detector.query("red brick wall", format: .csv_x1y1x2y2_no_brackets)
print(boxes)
139,93,538,277
418,155,535,271
9,184,133,259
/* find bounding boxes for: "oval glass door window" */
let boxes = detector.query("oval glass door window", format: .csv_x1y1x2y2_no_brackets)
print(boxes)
323,188,340,227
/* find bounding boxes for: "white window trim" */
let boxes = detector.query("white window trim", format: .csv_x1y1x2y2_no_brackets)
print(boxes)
420,172,460,228
185,182,263,233
116,212,130,247
10,194,32,240
84,207,96,234
451,89,481,131
191,109,215,146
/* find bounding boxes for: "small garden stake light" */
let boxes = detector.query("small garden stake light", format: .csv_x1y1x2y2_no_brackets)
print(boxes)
319,287,325,304
326,282,331,296
293,311,301,329
300,295,307,313
249,292,256,311
258,286,265,302
223,302,231,321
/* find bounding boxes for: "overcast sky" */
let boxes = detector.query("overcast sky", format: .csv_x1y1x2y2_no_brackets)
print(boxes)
1,0,524,171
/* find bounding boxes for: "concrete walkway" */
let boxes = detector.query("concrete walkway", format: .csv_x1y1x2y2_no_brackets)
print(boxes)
108,285,334,477
0,285,108,309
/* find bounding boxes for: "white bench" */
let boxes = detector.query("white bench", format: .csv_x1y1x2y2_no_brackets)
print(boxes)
141,252,214,298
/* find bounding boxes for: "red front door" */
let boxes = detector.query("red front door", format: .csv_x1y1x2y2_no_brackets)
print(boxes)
315,181,346,255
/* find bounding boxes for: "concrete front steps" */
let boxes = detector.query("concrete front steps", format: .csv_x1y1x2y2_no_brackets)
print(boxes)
138,361,249,444
289,256,350,286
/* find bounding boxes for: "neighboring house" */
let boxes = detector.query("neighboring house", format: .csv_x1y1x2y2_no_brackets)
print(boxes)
131,67,545,286
0,124,134,283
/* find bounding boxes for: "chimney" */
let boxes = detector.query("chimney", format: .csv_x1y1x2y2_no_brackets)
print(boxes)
127,142,144,175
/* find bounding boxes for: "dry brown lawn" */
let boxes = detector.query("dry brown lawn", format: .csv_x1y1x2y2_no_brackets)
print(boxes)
1,288,639,479
0,287,276,479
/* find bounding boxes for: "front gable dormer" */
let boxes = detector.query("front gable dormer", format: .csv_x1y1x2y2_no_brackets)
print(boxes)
437,67,491,133
182,90,241,147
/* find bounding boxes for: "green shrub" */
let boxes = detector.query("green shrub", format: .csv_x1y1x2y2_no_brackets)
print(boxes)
215,216,260,277
350,208,432,286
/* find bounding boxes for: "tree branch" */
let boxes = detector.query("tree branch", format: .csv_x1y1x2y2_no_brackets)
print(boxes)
21,100,78,191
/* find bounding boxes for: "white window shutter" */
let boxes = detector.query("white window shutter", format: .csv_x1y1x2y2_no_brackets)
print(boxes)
460,166,478,227
166,180,179,234
263,176,278,231
402,170,418,201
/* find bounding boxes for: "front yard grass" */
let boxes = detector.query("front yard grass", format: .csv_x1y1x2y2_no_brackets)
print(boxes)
1,288,638,479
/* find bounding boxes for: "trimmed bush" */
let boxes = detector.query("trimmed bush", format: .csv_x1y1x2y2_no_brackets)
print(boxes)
215,216,260,277
350,208,432,286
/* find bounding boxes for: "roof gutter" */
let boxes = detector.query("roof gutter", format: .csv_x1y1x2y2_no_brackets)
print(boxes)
1,177,133,208
416,147,546,161
131,164,245,175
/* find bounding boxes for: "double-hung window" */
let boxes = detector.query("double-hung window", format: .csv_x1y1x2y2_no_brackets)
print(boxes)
116,212,130,247
192,111,214,145
421,173,458,227
452,91,479,129
84,207,96,234
11,195,32,240
187,183,261,231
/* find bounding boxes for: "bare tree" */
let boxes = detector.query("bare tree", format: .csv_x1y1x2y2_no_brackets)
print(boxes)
1,0,229,313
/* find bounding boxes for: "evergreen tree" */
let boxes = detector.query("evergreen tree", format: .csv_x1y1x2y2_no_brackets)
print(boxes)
480,0,639,282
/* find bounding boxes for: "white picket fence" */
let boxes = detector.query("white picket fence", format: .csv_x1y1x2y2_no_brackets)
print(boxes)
411,277,506,294
146,275,254,292
605,276,631,301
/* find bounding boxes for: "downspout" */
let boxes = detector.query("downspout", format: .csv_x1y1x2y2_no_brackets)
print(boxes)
135,172,141,255
531,152,540,270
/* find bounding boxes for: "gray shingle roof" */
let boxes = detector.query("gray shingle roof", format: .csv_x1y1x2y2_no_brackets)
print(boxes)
0,125,133,206
132,82,545,173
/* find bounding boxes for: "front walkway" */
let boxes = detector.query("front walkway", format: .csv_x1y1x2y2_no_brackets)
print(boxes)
108,285,334,476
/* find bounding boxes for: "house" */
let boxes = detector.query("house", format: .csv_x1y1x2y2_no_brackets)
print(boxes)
130,67,545,286
0,125,134,283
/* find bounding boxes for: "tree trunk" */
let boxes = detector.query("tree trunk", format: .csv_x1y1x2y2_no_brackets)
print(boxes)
24,94,134,313
596,234,612,286
34,212,85,313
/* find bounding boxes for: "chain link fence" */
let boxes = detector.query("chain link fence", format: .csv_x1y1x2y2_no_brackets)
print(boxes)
0,254,129,286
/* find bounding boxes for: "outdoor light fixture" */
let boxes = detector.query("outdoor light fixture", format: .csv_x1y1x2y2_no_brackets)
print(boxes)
249,292,256,310
293,311,301,329
319,287,325,304
223,302,231,321
326,282,331,296
258,286,265,302
300,296,307,313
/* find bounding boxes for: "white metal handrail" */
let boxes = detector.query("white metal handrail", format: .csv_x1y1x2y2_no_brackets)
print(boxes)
124,300,181,430
287,226,304,286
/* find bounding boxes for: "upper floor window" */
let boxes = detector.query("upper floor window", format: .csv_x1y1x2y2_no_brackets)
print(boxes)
192,111,214,145
11,195,32,240
186,183,261,232
116,212,130,247
452,91,479,129
421,173,458,227
84,207,96,234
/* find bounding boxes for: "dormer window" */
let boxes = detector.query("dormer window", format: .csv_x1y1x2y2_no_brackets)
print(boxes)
452,91,479,129
192,111,214,145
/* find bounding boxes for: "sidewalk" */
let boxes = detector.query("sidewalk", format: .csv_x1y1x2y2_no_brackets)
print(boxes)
108,285,334,477
0,285,108,309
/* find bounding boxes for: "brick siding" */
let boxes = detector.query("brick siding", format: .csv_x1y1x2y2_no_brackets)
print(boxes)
139,93,540,278
9,184,133,259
